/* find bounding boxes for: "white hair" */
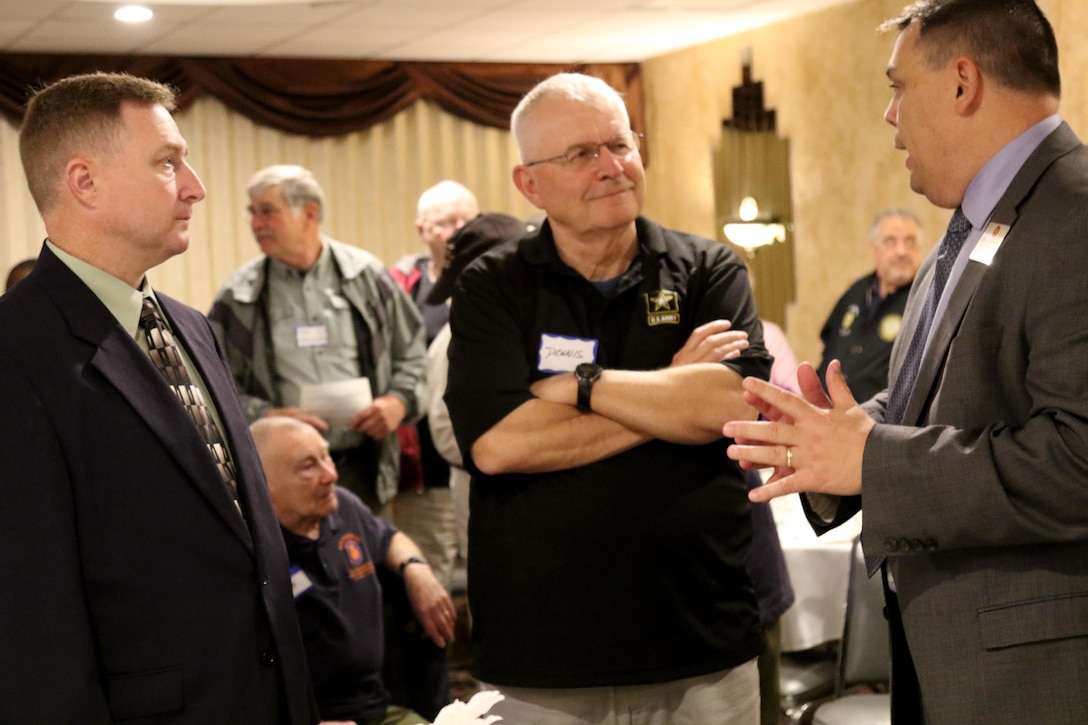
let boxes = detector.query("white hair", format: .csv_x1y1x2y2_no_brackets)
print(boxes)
510,73,629,162
416,180,478,219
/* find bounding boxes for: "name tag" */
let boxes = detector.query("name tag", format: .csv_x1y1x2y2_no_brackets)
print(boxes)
290,566,313,599
538,333,597,373
969,222,1010,266
296,324,329,348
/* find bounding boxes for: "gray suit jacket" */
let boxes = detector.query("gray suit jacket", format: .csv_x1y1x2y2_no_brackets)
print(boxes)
0,245,318,723
808,123,1088,724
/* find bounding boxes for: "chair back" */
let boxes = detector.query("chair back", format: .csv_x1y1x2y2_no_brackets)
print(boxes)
834,535,890,695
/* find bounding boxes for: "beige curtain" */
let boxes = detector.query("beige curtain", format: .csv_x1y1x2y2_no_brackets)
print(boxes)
1,95,537,309
0,118,45,276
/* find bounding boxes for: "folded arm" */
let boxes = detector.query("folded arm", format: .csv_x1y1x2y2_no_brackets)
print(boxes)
471,398,650,475
532,361,754,444
473,320,754,474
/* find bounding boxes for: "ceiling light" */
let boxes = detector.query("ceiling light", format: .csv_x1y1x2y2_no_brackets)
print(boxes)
115,5,153,23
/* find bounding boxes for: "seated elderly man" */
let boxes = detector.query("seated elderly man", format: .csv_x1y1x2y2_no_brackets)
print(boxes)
251,417,457,725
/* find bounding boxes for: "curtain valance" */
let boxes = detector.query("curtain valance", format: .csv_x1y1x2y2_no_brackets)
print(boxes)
0,55,642,139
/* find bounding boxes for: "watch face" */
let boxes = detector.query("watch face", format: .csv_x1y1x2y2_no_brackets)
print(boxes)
575,363,602,380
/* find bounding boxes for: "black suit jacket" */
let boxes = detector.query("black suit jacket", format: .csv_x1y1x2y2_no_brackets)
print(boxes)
0,245,317,723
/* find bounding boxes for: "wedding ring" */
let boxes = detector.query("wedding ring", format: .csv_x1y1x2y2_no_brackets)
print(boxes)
786,446,793,468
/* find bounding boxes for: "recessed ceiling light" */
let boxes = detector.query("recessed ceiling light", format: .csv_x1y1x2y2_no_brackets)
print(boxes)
115,5,153,23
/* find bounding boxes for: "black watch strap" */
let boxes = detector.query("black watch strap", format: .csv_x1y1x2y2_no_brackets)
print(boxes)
398,555,429,576
575,363,603,412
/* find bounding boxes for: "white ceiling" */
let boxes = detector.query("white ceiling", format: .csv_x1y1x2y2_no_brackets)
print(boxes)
1,0,857,63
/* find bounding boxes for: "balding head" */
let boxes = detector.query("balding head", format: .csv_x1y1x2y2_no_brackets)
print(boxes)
416,180,479,261
250,417,339,537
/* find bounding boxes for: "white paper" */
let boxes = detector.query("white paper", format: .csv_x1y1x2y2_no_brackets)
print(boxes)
298,377,372,427
433,690,504,724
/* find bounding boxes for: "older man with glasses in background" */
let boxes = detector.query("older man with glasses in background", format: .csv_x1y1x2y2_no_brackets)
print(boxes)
443,72,769,724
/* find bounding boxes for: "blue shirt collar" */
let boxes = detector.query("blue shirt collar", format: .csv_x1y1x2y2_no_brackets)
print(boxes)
961,114,1061,229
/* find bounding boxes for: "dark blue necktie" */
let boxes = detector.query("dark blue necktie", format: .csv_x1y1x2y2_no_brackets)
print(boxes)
884,208,972,424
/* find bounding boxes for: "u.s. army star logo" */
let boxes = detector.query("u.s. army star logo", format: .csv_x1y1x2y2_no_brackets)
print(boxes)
645,290,680,326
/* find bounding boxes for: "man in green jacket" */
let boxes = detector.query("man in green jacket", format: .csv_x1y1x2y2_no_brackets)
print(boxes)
210,164,426,516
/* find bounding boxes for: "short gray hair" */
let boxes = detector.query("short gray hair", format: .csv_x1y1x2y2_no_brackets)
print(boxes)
869,207,921,240
510,73,629,162
247,165,326,222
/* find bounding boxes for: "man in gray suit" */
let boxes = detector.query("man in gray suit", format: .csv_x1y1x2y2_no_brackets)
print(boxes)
724,1,1088,723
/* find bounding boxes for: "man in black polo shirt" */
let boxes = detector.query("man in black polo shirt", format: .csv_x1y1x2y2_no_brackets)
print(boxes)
444,72,770,724
816,208,924,402
250,417,457,725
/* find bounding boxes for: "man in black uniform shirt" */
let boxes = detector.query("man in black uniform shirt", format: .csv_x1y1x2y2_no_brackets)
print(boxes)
444,72,769,724
816,208,924,402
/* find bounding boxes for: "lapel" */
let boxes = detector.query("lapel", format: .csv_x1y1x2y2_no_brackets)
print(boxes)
38,248,254,547
898,123,1083,425
900,258,988,425
159,294,258,547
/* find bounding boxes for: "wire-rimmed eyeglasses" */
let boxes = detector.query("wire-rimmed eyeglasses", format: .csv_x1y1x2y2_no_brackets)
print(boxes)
523,131,643,170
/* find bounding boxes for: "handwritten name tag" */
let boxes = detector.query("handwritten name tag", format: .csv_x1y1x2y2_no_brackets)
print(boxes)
538,333,597,373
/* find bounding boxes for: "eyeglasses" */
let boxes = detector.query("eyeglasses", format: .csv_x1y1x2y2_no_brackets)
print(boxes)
523,131,643,170
248,202,291,219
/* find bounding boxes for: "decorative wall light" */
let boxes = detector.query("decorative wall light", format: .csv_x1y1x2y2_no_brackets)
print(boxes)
714,49,796,326
723,196,786,252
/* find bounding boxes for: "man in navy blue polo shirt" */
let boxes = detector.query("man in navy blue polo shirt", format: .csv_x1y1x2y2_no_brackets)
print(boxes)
251,417,457,725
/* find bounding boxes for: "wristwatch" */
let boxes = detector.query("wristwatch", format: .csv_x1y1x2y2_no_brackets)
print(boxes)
398,555,429,577
574,363,603,412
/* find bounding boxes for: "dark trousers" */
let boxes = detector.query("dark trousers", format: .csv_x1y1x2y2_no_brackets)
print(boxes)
379,566,451,720
882,568,924,725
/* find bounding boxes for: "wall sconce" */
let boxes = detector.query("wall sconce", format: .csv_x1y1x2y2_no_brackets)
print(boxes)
723,196,786,252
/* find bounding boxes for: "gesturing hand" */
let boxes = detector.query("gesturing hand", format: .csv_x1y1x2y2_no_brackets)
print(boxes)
722,360,874,502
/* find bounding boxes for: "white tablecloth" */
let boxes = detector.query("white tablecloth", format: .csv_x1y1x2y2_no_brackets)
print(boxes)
771,493,862,652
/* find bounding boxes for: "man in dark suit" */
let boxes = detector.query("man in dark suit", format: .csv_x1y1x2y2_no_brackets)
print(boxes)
0,72,317,722
725,1,1088,723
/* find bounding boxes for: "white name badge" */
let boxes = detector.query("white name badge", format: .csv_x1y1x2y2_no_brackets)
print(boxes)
296,323,329,349
969,222,1010,266
538,333,597,373
290,566,314,599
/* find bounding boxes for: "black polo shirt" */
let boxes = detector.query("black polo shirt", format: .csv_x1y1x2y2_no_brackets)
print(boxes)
445,216,771,688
